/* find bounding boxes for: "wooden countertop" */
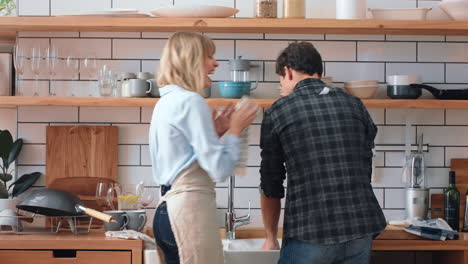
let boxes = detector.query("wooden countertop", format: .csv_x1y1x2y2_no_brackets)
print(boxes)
220,226,468,251
0,229,143,251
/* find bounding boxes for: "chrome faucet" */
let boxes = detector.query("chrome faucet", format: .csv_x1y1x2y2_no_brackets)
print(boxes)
225,175,251,240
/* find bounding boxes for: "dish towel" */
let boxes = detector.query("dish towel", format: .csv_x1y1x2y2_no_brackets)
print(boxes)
403,218,458,241
105,230,156,249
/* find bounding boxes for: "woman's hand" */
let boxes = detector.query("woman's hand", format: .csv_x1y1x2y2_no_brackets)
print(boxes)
212,103,235,137
261,238,280,250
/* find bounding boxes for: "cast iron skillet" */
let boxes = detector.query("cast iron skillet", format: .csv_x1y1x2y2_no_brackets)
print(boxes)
410,84,468,100
16,188,113,223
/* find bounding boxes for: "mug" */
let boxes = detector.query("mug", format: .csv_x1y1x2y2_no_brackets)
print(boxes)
103,210,128,231
128,79,152,97
147,79,159,98
125,210,147,231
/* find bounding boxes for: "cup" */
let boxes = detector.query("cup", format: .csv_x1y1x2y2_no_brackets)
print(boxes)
136,72,153,80
129,79,152,97
103,210,128,231
125,210,147,231
147,79,159,98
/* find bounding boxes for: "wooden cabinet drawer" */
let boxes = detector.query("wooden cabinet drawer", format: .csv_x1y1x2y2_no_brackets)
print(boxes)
0,250,131,264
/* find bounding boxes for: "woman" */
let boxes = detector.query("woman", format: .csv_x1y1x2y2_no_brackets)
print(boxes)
149,32,258,264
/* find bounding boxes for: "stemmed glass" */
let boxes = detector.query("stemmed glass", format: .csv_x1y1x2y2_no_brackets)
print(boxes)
13,44,26,96
96,182,115,211
46,45,59,96
83,55,98,97
30,46,43,96
65,55,79,96
139,188,155,209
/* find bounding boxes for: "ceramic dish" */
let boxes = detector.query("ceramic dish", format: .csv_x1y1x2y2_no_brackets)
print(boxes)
439,0,468,21
55,13,151,18
369,8,431,20
150,5,239,18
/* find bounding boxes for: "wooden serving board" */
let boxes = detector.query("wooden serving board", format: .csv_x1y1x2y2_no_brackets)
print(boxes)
450,159,468,231
46,126,118,186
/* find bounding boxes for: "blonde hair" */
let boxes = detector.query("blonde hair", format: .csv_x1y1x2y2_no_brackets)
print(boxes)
157,32,216,95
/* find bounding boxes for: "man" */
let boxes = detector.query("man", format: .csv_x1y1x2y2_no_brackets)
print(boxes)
259,42,386,264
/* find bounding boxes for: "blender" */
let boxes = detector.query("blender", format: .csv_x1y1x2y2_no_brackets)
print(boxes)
403,133,429,220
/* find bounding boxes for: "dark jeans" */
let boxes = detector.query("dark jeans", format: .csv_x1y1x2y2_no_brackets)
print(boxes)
154,185,180,264
279,235,373,264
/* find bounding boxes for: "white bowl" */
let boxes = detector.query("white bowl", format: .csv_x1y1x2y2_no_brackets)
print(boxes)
344,80,378,87
387,75,421,86
344,86,378,99
150,5,239,18
369,8,431,20
439,0,468,21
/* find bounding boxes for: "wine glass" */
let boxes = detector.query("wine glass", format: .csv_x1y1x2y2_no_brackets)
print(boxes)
83,55,98,97
96,182,113,211
30,46,43,96
139,188,155,209
46,45,60,96
13,44,26,96
65,55,79,96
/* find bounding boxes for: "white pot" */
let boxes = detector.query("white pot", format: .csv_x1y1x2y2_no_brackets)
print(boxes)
0,198,19,211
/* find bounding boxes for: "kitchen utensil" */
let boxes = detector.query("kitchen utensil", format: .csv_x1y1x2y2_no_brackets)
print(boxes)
410,83,468,100
16,188,113,223
344,80,378,99
150,5,239,18
439,0,468,21
218,82,256,98
128,79,152,97
387,75,422,99
147,79,159,98
103,210,128,231
336,0,366,19
369,8,431,20
450,159,468,230
125,210,147,231
46,126,118,187
0,209,22,232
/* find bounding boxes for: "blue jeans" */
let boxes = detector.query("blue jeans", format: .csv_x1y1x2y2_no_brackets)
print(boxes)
154,186,180,264
278,236,373,264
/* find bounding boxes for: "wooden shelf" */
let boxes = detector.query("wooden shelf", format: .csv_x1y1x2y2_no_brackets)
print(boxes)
1,96,468,109
2,17,468,40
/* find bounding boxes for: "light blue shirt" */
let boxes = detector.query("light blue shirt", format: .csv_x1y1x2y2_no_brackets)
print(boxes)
149,85,240,185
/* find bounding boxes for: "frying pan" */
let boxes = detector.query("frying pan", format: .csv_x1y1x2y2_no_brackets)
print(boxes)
16,188,113,223
410,83,468,100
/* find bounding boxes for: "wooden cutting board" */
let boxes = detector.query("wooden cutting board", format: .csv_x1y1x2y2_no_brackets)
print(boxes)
46,126,118,186
450,159,468,230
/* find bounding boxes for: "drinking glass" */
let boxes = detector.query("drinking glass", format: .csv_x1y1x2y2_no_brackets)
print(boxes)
46,45,60,96
13,44,26,96
139,188,155,209
96,182,114,211
83,55,98,97
30,46,43,96
65,55,79,96
98,65,116,97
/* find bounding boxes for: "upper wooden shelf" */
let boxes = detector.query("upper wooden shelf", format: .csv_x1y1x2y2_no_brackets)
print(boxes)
2,17,468,40
1,96,468,109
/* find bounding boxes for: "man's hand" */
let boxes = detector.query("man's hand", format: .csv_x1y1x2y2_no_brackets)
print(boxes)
212,103,235,137
261,238,280,250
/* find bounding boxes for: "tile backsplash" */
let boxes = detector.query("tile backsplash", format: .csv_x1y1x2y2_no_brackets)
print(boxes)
3,0,468,227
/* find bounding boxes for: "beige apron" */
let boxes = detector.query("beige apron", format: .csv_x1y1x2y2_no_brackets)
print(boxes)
156,162,224,264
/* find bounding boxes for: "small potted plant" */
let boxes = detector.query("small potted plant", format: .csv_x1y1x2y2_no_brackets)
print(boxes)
0,0,16,16
0,130,41,211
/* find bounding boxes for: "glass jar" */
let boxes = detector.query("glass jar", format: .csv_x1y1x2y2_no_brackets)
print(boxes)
284,0,305,19
255,0,277,18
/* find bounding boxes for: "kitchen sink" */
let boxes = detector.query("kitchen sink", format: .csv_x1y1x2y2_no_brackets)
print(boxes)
222,239,281,264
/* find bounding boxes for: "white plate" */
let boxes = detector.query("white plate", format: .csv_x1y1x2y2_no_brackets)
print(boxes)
55,13,151,18
103,8,139,14
150,5,239,18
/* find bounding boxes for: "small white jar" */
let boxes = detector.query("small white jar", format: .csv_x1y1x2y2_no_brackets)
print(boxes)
336,0,367,19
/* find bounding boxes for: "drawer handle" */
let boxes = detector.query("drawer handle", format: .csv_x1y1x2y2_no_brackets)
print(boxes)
53,250,77,258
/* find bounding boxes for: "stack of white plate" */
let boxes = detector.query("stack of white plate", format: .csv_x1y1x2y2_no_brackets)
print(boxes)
344,80,378,99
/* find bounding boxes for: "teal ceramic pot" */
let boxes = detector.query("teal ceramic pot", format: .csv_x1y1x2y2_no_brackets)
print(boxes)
217,81,252,98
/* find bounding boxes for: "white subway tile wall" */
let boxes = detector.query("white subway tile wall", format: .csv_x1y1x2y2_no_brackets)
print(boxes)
6,0,468,228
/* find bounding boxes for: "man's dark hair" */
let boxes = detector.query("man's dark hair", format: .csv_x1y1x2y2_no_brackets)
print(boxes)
275,42,323,77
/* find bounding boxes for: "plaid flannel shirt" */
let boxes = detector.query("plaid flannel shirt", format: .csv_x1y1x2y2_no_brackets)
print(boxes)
260,78,386,244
